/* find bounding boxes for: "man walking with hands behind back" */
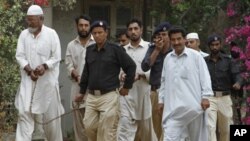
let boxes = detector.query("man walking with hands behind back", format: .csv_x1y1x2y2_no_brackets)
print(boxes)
65,14,95,141
15,5,64,141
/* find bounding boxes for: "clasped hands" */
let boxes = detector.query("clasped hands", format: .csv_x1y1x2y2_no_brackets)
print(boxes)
24,64,47,81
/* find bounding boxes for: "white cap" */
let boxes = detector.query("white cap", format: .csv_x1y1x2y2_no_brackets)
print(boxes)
27,5,43,15
186,32,199,40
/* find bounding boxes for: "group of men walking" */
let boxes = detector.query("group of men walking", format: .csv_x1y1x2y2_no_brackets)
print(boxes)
14,4,243,141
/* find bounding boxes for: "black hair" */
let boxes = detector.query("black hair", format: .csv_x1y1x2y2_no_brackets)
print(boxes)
116,29,129,38
126,18,142,28
75,15,92,25
168,26,186,38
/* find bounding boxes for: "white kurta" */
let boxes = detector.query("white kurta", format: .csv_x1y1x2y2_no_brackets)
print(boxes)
65,36,95,107
15,25,64,114
159,47,213,140
122,39,151,120
200,50,209,57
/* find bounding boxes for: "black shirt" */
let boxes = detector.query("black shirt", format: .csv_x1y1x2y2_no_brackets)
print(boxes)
141,44,171,88
204,53,242,91
79,41,136,94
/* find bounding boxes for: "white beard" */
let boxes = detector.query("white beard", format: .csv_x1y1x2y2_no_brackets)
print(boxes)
28,27,38,33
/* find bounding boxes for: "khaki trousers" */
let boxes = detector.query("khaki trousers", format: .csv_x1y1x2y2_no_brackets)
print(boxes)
150,90,163,141
83,91,119,141
207,95,233,141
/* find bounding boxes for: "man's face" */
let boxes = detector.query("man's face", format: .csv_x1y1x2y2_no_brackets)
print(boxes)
170,32,186,55
127,23,142,42
77,19,91,38
118,34,130,46
26,15,43,33
209,40,221,55
158,31,170,47
91,27,107,44
186,39,200,51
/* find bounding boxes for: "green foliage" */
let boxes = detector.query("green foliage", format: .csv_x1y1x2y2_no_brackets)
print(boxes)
149,0,240,51
0,0,26,133
51,0,77,11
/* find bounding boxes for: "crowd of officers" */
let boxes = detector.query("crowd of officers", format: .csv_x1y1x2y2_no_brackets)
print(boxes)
69,15,244,141
15,4,245,141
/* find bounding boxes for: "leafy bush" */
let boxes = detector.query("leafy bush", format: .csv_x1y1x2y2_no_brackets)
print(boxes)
0,0,26,133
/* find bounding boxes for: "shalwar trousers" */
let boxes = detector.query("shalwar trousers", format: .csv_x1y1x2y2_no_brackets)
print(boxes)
15,90,63,141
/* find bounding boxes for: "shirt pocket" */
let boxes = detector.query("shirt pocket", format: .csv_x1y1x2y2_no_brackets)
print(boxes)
180,66,189,79
36,43,50,57
218,66,229,78
86,57,96,65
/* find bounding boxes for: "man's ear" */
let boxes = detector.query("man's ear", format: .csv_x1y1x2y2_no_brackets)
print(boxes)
40,15,44,21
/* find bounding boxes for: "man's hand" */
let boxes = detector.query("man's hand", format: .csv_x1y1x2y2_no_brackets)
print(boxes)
232,82,241,90
71,69,80,82
134,73,140,81
34,64,46,76
158,103,164,116
24,64,32,75
119,88,129,96
119,72,126,82
75,93,85,102
201,98,210,111
154,36,163,51
30,71,38,81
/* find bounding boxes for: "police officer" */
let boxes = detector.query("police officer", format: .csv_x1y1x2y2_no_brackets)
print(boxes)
205,34,243,141
141,22,172,140
75,20,136,141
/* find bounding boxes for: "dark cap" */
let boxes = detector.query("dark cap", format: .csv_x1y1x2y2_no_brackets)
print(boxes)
207,34,222,45
153,22,171,35
90,20,108,32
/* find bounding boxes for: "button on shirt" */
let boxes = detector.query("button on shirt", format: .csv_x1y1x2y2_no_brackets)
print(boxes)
79,41,136,94
141,44,172,88
125,39,150,77
204,53,242,91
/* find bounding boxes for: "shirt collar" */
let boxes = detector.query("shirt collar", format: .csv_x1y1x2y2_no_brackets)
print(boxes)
208,52,223,61
170,46,188,57
74,34,95,47
93,40,108,51
127,38,145,49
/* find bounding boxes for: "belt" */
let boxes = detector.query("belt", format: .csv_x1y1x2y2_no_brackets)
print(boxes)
151,86,159,91
88,89,116,96
213,91,231,97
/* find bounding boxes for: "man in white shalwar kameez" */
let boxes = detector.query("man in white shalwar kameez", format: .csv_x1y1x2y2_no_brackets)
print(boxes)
65,15,95,141
15,5,64,141
186,32,209,57
117,18,157,141
159,26,213,141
